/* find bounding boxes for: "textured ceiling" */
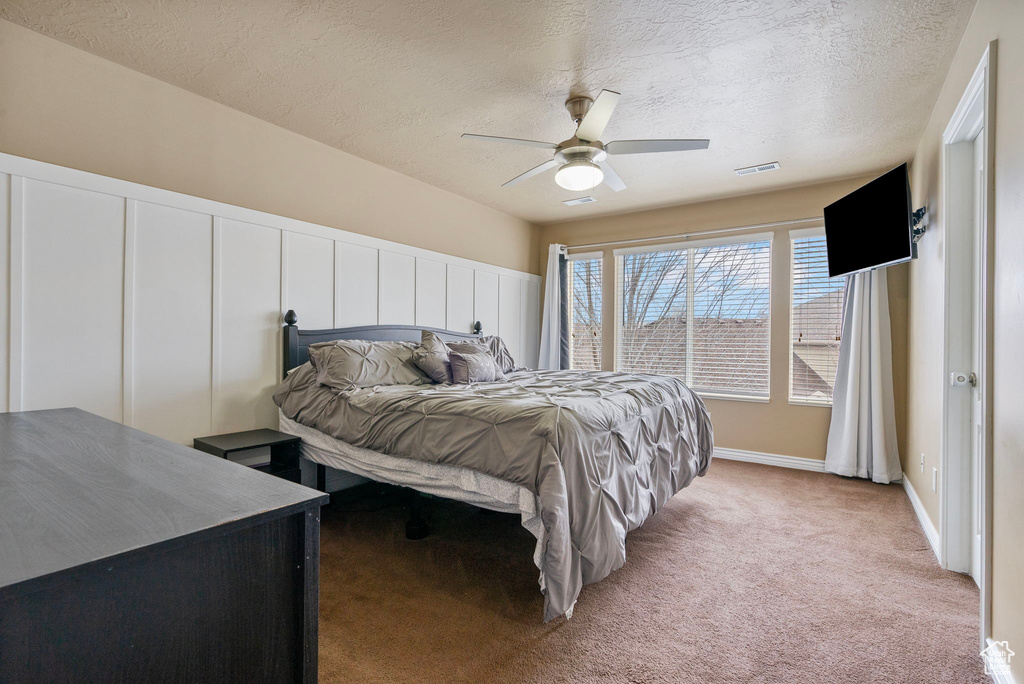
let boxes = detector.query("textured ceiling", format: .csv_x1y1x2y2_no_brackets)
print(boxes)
0,0,974,223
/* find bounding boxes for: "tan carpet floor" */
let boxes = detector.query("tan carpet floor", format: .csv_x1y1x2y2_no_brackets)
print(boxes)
318,459,985,683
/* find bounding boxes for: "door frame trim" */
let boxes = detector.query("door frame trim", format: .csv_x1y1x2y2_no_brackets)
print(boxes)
939,41,996,648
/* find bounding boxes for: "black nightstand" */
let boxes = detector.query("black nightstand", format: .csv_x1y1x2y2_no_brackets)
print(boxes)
193,429,302,483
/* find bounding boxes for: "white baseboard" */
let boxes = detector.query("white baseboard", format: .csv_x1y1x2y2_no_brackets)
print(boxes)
713,447,826,472
902,471,941,564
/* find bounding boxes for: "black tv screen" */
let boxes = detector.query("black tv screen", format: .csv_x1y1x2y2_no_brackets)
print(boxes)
823,163,913,278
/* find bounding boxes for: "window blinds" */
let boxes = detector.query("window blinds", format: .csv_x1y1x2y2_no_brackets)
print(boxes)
616,236,772,398
568,257,602,371
790,235,845,404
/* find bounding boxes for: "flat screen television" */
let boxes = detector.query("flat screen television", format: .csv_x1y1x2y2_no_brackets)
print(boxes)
823,163,913,278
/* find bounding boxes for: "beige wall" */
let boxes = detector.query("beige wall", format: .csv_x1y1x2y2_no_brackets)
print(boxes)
0,20,539,275
906,0,1023,672
540,177,910,462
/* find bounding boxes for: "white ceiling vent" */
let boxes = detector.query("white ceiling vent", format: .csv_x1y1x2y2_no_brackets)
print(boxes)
563,196,597,206
735,161,781,176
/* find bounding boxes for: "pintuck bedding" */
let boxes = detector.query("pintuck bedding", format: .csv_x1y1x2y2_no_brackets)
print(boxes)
274,364,714,621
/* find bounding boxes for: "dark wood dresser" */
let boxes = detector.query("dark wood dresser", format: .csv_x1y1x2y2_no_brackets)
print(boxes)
0,408,329,684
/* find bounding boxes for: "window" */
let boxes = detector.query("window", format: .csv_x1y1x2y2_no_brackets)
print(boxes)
568,254,602,370
615,234,772,399
790,231,845,404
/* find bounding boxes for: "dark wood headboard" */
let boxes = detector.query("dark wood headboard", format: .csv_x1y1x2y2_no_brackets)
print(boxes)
282,310,483,377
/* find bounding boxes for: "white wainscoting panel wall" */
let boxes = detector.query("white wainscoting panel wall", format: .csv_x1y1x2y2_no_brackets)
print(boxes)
0,152,542,445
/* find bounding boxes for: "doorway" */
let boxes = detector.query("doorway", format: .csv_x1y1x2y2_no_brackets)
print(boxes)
940,43,995,647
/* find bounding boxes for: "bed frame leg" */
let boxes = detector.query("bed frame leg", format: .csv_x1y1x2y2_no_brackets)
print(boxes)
300,459,327,493
405,491,431,540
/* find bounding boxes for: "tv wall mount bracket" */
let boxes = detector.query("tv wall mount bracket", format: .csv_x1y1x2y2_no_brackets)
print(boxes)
911,207,928,243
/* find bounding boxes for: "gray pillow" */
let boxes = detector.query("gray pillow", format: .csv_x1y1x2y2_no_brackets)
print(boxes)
449,336,518,373
480,335,518,373
449,350,506,384
310,340,431,389
446,339,488,356
411,330,453,384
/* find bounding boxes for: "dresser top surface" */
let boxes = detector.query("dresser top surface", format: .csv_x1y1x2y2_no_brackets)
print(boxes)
0,408,327,592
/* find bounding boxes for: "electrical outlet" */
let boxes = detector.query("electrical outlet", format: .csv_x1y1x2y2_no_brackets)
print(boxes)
932,467,938,492
920,453,925,474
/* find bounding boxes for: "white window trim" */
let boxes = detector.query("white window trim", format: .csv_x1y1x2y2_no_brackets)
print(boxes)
612,231,774,256
566,250,603,262
788,226,825,240
788,398,834,408
700,392,771,404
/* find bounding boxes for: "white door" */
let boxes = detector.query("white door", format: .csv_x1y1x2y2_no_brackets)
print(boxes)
969,129,985,585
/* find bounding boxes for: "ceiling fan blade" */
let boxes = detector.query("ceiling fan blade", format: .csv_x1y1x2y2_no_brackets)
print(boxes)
605,139,710,155
575,89,621,143
597,160,626,192
501,159,559,187
461,133,558,149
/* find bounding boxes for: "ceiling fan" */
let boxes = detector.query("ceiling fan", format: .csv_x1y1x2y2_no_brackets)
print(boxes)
462,90,709,193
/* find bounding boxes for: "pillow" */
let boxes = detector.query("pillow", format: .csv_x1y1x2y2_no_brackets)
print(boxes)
446,339,488,355
411,330,453,384
310,339,431,389
449,336,518,373
480,335,518,373
449,350,506,384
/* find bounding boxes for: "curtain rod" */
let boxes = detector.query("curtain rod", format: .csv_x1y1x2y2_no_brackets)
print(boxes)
564,216,824,251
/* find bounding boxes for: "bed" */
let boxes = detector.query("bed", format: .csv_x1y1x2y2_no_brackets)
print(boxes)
275,311,714,621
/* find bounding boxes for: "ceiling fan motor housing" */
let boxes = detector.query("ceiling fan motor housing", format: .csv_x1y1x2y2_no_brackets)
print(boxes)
555,139,607,165
564,96,594,124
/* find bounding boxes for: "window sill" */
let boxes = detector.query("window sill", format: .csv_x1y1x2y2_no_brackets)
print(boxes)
698,392,771,404
788,399,834,408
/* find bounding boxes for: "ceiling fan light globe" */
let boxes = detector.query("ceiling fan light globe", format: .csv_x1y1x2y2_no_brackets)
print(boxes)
555,160,604,191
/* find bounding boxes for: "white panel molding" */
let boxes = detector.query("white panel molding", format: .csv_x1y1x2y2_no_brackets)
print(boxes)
522,280,541,368
21,180,125,422
415,258,447,329
0,152,539,284
378,250,416,325
7,176,24,411
446,264,475,334
280,229,290,328
211,217,224,435
0,174,8,413
122,199,137,427
903,471,942,564
0,151,540,445
132,203,214,443
713,447,827,472
335,241,380,328
474,270,499,336
498,274,523,361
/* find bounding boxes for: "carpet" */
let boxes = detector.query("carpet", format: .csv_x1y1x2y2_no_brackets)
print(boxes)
317,459,985,683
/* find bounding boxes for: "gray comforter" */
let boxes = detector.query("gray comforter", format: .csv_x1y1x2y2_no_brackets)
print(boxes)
274,365,714,621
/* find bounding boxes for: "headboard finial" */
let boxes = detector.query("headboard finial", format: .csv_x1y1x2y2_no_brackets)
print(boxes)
473,320,482,335
284,310,298,326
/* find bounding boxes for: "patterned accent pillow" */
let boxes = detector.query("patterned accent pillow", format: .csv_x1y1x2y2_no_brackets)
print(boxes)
480,335,519,373
411,330,453,384
309,340,431,389
448,350,506,384
448,337,519,373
